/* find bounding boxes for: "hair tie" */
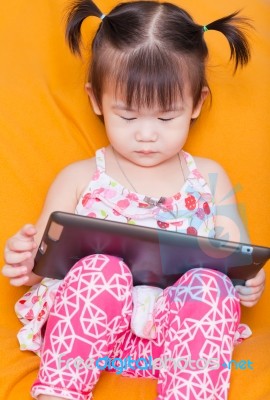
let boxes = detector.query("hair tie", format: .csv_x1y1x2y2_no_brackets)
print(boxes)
203,25,208,33
100,14,106,20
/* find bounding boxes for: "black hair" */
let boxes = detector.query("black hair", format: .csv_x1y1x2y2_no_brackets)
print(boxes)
66,1,252,110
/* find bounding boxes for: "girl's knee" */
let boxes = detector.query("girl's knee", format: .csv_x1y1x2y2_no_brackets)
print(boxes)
64,254,133,287
179,267,234,290
57,254,133,297
168,268,238,305
53,254,133,320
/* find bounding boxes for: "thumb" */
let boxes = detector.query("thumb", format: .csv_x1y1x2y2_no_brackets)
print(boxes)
18,224,37,240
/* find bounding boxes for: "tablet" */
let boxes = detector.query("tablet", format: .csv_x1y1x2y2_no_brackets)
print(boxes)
33,211,270,288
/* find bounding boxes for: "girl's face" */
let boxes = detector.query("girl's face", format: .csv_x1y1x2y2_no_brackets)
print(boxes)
86,82,207,167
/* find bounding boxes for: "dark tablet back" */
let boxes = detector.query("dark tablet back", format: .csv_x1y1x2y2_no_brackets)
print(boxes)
33,212,270,288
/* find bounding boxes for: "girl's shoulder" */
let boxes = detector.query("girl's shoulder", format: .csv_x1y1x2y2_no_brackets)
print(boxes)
53,156,97,202
193,156,225,178
193,155,235,204
60,156,96,177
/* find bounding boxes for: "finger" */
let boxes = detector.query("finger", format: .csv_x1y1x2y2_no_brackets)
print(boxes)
235,284,264,296
8,225,37,244
4,251,32,265
2,264,28,278
5,238,37,253
5,226,37,252
10,275,30,287
20,224,37,238
245,269,265,287
238,290,263,304
237,291,262,303
241,300,257,308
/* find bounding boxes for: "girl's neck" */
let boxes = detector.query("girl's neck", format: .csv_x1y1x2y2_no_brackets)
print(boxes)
104,145,188,199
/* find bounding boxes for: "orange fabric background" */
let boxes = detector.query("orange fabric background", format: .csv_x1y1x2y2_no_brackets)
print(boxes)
0,0,269,399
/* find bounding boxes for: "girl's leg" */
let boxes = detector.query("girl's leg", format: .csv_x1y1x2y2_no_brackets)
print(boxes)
31,254,133,400
155,268,241,400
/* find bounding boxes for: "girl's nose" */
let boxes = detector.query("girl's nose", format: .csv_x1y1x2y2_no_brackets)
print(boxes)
135,122,158,142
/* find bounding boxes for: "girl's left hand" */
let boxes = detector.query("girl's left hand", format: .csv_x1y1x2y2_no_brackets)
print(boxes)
235,268,266,307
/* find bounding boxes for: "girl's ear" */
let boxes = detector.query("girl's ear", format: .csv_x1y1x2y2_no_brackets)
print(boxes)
85,82,102,115
191,87,209,119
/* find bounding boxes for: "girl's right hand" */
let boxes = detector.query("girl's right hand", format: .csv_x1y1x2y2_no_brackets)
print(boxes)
2,224,38,286
2,157,95,286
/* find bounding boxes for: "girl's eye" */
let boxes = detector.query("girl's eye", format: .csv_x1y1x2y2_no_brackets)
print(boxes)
121,116,137,121
158,117,174,122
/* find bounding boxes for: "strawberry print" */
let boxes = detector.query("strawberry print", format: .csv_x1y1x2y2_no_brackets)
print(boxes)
25,309,34,321
82,193,91,207
170,221,183,227
31,296,40,304
32,333,39,342
187,226,198,236
203,202,210,215
185,195,196,210
116,199,130,209
87,212,97,218
82,193,96,209
138,202,150,208
127,192,139,201
157,221,170,229
163,197,173,211
37,309,46,322
173,193,181,200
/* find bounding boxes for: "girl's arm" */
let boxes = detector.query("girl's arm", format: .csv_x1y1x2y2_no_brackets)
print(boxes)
2,159,95,287
203,159,265,307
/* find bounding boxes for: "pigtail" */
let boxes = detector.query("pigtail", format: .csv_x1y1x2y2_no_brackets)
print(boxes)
205,11,252,72
66,0,104,55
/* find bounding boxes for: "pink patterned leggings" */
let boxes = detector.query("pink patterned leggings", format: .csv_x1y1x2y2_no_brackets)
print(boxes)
32,254,241,400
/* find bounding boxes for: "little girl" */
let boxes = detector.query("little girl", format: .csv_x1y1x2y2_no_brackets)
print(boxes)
2,1,266,400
